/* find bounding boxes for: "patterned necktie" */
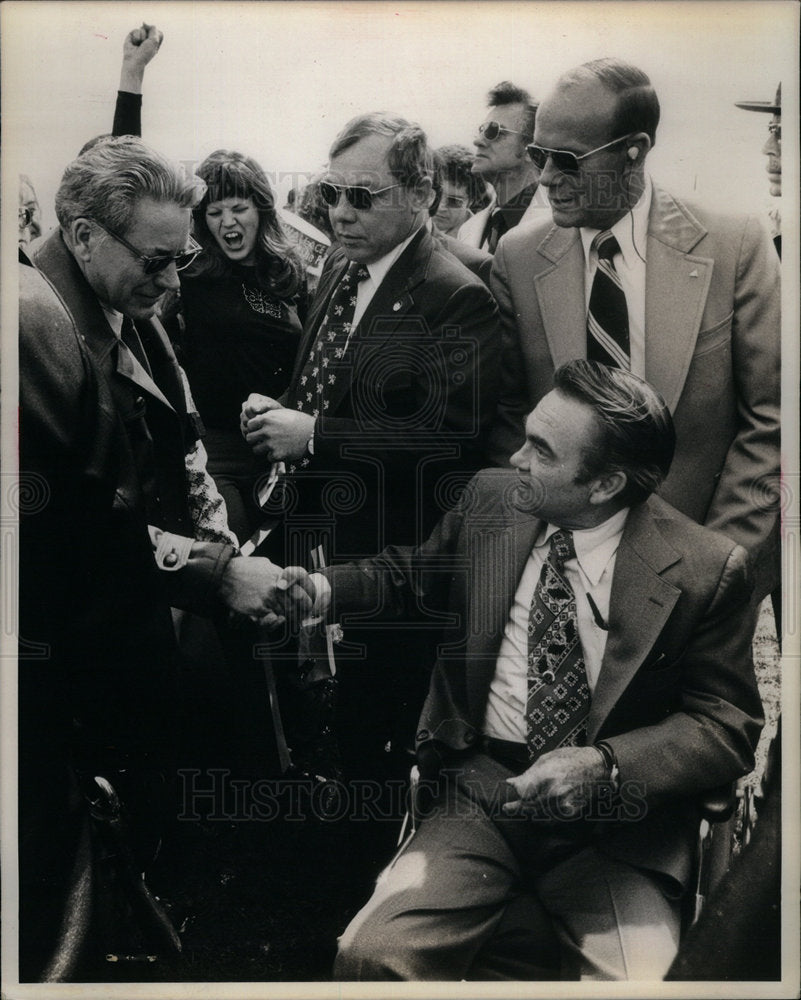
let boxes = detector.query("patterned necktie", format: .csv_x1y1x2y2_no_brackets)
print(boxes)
525,529,591,761
587,231,630,370
289,260,369,419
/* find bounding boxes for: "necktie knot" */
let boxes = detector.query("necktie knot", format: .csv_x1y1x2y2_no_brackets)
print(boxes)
548,529,576,569
593,231,620,262
345,262,369,286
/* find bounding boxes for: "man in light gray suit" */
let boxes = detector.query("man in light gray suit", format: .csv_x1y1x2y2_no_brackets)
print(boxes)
488,58,780,605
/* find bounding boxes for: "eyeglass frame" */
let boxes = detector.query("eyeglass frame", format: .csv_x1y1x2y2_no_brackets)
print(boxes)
526,134,633,173
319,181,405,211
89,217,203,274
441,194,469,209
767,121,781,139
478,121,527,142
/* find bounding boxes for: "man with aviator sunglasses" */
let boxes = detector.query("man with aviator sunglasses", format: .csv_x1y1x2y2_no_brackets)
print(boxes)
458,81,548,252
488,57,780,615
241,112,499,819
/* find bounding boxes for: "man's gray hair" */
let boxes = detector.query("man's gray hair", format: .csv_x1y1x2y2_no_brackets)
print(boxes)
55,135,204,235
329,112,433,188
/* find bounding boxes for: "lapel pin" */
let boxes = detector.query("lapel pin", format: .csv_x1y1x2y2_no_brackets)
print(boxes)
392,301,402,311
689,269,698,278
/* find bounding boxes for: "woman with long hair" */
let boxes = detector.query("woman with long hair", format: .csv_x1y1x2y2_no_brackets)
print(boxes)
180,149,307,542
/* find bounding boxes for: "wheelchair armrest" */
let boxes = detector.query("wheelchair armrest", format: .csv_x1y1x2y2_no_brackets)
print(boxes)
699,782,737,824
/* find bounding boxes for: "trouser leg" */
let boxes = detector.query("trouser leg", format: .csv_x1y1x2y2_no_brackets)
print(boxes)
535,846,681,981
334,754,559,981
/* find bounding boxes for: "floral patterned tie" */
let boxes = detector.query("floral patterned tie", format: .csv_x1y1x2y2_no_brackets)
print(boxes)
289,260,369,420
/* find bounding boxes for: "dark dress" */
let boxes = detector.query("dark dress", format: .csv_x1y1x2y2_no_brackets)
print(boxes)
179,264,306,541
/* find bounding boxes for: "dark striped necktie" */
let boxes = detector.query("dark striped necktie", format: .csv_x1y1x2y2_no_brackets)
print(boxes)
587,231,630,370
525,529,590,761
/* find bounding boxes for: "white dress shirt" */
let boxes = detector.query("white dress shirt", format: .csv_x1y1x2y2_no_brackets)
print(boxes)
483,508,629,744
351,225,424,329
580,178,652,378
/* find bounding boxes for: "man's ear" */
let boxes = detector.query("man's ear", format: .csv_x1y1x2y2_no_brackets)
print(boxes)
589,469,627,506
409,176,433,212
625,132,652,166
69,218,96,263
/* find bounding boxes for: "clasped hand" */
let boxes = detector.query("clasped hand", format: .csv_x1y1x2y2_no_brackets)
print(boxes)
219,558,318,628
240,393,314,463
502,746,607,819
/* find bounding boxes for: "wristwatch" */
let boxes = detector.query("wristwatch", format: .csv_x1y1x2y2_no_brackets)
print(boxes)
593,740,620,790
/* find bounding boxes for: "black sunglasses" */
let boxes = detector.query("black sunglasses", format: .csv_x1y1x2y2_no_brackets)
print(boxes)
478,121,526,142
91,218,203,274
526,134,631,173
319,181,403,211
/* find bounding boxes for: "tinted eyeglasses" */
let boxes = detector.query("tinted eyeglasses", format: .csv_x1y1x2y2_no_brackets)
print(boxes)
478,121,526,142
91,218,203,274
441,195,468,209
526,134,631,173
319,181,403,211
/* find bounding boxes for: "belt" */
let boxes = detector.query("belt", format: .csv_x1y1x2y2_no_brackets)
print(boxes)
479,735,530,772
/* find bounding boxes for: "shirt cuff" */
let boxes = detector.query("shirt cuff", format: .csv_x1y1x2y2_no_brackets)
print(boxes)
308,572,332,617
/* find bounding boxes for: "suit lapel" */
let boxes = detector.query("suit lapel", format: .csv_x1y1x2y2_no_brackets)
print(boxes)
533,227,586,367
33,231,176,412
587,501,681,740
322,228,432,414
644,186,714,412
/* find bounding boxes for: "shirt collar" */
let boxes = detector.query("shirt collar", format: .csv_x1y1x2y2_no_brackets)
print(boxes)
102,305,124,337
364,224,424,288
580,174,652,271
539,507,629,587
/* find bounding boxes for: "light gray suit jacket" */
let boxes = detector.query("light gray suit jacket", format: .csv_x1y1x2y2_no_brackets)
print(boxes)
487,184,781,597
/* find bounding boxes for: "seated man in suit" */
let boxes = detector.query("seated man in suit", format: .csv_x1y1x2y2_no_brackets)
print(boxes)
284,360,763,980
488,58,780,612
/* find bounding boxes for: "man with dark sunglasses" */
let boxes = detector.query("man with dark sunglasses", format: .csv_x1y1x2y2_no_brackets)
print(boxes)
458,81,548,252
487,57,780,617
240,112,499,831
19,135,308,978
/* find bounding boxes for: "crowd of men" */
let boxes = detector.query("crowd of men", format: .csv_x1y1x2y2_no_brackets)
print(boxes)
17,27,782,985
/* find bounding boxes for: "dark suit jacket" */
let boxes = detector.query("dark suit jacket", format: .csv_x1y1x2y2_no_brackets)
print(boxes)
325,471,764,889
488,185,781,598
279,225,501,560
437,231,493,286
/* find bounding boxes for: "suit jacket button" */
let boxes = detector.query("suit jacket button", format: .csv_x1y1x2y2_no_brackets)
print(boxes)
464,730,476,745
417,729,430,741
135,395,145,406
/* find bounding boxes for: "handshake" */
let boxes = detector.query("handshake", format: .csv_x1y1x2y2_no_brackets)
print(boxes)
219,557,329,628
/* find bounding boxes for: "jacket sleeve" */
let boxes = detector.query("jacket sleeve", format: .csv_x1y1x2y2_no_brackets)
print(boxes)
604,543,764,801
485,240,531,466
323,499,467,626
149,526,236,615
703,215,781,556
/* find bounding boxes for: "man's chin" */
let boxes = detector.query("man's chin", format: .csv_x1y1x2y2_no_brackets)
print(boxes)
126,297,162,321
